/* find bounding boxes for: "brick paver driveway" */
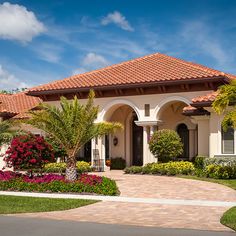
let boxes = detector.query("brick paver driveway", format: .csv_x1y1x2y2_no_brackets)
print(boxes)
15,171,236,232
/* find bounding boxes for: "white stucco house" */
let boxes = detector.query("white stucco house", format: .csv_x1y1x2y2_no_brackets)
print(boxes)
0,53,235,169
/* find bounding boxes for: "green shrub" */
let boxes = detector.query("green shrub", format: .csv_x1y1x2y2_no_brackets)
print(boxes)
43,161,91,174
204,157,236,167
205,164,236,179
124,161,195,176
149,129,183,162
124,166,143,174
194,156,207,169
110,157,126,170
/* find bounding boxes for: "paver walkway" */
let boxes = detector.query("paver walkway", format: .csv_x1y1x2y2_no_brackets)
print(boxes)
8,171,236,231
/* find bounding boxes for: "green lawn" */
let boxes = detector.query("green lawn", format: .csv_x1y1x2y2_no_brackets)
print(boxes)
221,207,236,231
0,195,98,214
179,175,236,190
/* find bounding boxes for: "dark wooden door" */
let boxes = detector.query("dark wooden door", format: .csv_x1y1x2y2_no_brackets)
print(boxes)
177,124,189,158
132,115,143,166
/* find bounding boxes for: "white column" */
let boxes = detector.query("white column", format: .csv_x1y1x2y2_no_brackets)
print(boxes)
143,126,149,165
101,135,106,170
91,138,96,166
148,125,156,163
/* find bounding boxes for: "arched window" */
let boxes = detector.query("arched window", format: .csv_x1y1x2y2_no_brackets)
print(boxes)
221,126,235,154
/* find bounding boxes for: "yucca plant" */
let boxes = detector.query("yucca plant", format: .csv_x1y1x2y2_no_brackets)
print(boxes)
25,90,122,181
213,80,236,130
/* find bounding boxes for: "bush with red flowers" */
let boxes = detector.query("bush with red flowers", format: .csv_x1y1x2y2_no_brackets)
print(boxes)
0,171,119,196
4,134,55,170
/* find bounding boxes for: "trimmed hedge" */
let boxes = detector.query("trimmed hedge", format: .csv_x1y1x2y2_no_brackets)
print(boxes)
43,161,91,174
205,164,236,179
194,156,207,169
124,161,195,175
204,157,236,167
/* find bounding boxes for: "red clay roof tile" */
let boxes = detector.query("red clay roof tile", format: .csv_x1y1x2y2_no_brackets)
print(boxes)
27,53,235,94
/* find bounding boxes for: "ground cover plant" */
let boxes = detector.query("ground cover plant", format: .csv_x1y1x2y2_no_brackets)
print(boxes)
0,171,119,196
0,195,97,214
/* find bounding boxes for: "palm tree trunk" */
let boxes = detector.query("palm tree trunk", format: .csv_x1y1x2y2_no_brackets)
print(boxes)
65,156,77,181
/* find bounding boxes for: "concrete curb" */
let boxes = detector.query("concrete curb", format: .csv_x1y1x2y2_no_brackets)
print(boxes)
0,191,235,207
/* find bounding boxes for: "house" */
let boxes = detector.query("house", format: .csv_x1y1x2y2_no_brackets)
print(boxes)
1,53,235,169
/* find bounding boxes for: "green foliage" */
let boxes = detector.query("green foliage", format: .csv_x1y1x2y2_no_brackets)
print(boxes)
124,166,143,174
110,157,126,170
43,161,92,174
205,164,236,179
0,120,21,146
204,157,236,167
149,129,183,162
0,195,97,214
213,80,236,130
45,136,67,160
0,176,119,196
24,90,122,181
124,161,195,175
194,156,207,169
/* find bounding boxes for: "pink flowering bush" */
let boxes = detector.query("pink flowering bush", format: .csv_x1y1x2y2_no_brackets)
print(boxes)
0,171,118,195
4,134,56,170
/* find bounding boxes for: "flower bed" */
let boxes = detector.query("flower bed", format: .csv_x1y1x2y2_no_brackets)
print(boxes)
0,171,119,196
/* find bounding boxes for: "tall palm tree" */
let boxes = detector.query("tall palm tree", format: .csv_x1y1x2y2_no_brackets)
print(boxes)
25,90,122,181
213,80,236,130
0,120,19,146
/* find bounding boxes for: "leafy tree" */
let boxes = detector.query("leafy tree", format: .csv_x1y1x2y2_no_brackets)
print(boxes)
0,120,19,146
213,80,236,130
25,91,122,181
149,129,183,162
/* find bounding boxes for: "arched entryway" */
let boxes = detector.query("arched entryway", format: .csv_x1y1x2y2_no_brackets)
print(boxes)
177,123,189,159
101,103,142,167
156,100,197,160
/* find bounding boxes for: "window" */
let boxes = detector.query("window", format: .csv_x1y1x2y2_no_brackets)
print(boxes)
144,104,150,117
221,127,235,154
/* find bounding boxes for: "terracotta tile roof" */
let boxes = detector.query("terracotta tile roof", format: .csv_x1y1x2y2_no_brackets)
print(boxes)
183,105,198,112
191,91,218,104
0,92,42,118
27,53,235,94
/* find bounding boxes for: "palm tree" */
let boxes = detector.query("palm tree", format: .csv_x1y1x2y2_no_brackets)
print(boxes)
25,90,122,181
0,120,19,146
213,80,236,130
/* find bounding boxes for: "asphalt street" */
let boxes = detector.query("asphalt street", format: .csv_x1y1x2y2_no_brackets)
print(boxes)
0,216,234,236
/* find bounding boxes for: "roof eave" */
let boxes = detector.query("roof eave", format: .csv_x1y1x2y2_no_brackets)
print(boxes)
27,76,226,97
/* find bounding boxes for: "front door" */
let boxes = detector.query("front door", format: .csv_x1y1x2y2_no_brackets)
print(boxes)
132,115,143,166
177,123,189,159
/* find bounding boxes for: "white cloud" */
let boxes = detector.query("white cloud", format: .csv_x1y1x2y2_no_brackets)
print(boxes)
101,11,134,31
73,53,110,75
180,21,229,67
32,43,62,63
0,2,46,43
0,65,30,90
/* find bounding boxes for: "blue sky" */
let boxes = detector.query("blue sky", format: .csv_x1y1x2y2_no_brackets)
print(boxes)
0,0,236,90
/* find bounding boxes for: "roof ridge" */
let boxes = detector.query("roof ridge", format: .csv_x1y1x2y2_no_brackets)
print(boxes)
158,53,223,76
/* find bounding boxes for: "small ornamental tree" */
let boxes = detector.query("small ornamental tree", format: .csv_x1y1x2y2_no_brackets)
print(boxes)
149,129,183,162
4,134,55,170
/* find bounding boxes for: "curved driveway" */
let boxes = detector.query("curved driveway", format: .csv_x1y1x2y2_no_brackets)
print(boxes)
13,171,236,232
